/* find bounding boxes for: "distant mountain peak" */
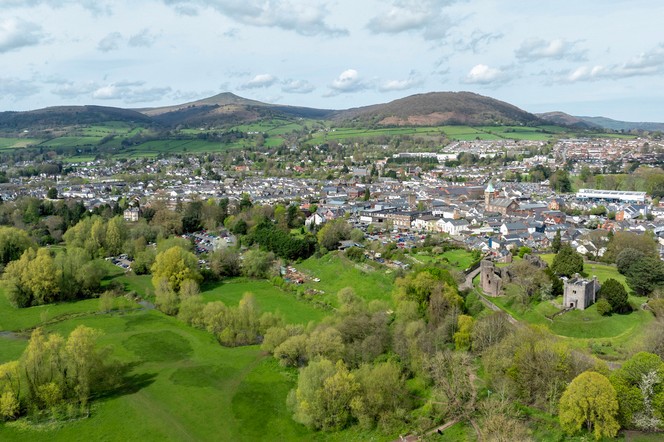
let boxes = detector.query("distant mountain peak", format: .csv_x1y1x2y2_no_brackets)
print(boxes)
333,91,541,126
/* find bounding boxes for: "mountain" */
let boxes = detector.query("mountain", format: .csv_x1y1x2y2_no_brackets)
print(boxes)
0,105,153,130
332,91,542,126
575,116,664,132
5,91,662,133
137,92,334,127
537,111,664,132
536,112,600,129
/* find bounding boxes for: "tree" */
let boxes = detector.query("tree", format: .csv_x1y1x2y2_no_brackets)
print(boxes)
595,298,612,316
559,371,620,440
453,315,474,350
105,216,126,256
0,226,35,266
317,218,351,251
604,231,658,263
151,246,202,292
552,244,584,277
209,248,241,278
616,248,645,275
47,187,58,199
350,361,409,431
241,249,274,279
598,278,630,313
610,352,664,429
551,230,562,253
154,277,180,315
3,248,61,307
471,311,512,353
626,257,664,296
64,325,104,405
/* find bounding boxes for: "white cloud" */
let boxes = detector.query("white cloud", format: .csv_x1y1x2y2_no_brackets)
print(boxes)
50,80,99,99
366,0,458,41
463,64,511,86
0,17,45,53
378,71,424,92
562,43,664,83
128,29,158,48
92,81,171,103
453,30,503,54
97,32,123,52
0,77,40,101
164,0,348,36
281,79,315,94
515,38,586,61
327,69,369,95
240,74,277,89
1,0,112,15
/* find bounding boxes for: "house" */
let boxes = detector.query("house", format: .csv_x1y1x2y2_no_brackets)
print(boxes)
443,219,470,236
543,210,567,224
563,275,600,310
123,207,140,222
485,182,519,215
549,198,565,211
412,214,440,231
500,222,528,236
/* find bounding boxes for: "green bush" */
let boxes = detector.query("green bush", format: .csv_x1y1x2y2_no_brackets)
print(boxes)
595,298,612,316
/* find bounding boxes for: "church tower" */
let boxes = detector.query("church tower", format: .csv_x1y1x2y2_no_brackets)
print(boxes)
484,181,495,210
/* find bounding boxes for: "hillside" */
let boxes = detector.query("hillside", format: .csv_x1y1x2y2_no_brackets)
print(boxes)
138,92,334,128
4,91,662,133
332,91,542,126
0,105,153,131
577,116,664,132
536,111,600,129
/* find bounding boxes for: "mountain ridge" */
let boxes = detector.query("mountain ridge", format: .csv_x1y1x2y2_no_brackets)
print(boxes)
1,92,661,132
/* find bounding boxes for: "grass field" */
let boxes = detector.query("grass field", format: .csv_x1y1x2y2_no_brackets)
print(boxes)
200,278,328,324
0,274,398,442
539,254,627,286
295,253,395,306
0,138,42,149
410,249,476,271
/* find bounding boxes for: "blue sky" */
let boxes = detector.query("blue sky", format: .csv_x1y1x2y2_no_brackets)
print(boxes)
1,0,663,121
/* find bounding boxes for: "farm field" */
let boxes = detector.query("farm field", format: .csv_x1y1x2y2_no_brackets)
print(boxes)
0,138,42,149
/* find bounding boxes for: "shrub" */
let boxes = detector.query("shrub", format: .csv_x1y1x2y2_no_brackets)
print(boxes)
595,298,612,316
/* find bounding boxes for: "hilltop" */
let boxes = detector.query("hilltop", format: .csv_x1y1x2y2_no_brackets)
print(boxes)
333,91,542,127
2,91,662,133
0,91,544,132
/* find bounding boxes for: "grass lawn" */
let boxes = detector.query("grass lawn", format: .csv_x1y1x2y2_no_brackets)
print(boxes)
0,286,139,332
440,249,476,270
491,285,654,358
295,253,395,306
539,254,627,286
0,295,395,441
200,278,328,324
0,310,315,441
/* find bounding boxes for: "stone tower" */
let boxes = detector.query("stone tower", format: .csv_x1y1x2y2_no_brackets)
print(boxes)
484,181,495,211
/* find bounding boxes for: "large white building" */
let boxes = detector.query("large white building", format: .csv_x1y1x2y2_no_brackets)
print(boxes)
576,188,647,203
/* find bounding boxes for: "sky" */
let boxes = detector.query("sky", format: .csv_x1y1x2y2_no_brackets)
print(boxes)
1,0,664,121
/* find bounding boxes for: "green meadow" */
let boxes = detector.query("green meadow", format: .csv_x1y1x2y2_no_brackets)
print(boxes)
486,256,654,357
294,253,396,306
0,267,390,441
